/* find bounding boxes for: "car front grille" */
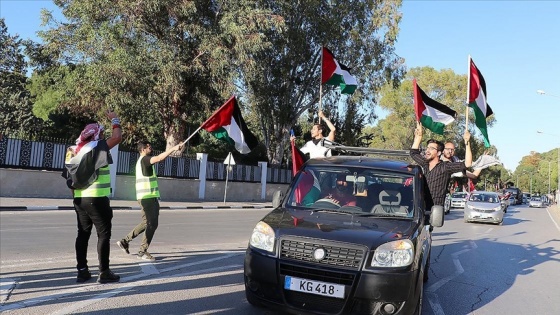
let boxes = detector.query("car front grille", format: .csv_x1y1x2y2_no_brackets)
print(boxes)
280,238,366,270
280,263,355,285
474,209,497,213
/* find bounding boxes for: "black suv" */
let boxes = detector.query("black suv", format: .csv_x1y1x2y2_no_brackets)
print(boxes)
244,148,444,315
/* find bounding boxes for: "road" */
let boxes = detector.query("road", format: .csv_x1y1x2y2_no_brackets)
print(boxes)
1,204,559,314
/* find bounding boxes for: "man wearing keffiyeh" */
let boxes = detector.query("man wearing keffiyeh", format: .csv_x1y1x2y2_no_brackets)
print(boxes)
64,109,122,284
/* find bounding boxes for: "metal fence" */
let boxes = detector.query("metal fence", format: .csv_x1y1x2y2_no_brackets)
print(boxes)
0,136,291,184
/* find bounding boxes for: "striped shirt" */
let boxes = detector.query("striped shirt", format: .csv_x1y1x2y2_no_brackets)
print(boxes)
410,149,466,207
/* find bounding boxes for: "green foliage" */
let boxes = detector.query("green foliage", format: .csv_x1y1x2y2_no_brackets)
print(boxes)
38,0,284,151
239,0,405,163
372,66,497,157
512,149,558,195
0,19,44,137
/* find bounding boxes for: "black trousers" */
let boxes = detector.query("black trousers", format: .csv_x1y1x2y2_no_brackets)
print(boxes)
74,196,113,272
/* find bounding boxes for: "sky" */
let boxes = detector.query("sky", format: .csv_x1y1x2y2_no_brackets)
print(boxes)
1,0,559,171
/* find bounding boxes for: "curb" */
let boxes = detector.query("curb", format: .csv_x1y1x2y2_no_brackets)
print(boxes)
0,205,274,211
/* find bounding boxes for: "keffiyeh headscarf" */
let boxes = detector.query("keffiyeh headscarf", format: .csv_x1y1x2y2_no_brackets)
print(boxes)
75,123,104,153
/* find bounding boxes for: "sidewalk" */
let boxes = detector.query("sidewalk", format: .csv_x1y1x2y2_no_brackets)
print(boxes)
548,203,560,229
0,197,273,211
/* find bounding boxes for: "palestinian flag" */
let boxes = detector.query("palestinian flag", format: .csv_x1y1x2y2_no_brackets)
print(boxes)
291,139,307,176
322,47,358,95
413,79,457,135
468,57,493,147
201,96,258,154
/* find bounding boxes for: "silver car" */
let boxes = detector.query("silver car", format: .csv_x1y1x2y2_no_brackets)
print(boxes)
464,191,504,225
450,192,468,208
529,197,544,208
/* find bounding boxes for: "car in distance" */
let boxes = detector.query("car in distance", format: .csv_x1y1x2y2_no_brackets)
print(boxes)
503,187,522,205
450,192,468,209
244,150,444,315
464,191,504,225
529,197,544,208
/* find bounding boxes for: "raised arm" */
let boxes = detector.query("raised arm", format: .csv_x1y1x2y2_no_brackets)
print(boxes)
411,122,423,149
319,110,336,142
150,144,183,164
463,130,472,168
106,110,122,149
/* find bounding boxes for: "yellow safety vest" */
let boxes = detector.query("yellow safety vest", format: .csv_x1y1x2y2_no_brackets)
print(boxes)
135,157,160,200
74,166,111,198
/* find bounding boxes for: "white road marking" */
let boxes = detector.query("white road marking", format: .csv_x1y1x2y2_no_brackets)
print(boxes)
546,207,560,232
426,241,478,314
0,278,17,304
49,264,242,315
0,252,242,312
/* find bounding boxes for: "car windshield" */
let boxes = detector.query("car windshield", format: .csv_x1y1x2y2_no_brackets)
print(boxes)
286,165,415,218
531,197,541,201
452,193,466,198
469,193,499,203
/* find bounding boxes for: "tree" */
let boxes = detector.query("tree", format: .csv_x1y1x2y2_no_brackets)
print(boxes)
0,19,44,138
37,0,283,151
239,0,405,164
372,66,497,157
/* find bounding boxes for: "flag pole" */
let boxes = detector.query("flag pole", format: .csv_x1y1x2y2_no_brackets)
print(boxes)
319,47,323,124
465,55,471,128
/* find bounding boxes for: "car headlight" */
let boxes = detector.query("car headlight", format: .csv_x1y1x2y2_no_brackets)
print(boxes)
467,204,476,210
371,239,414,267
249,221,275,253
493,206,502,211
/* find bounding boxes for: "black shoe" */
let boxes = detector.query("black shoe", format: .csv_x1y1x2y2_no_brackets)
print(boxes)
76,268,92,283
97,269,120,284
117,239,130,254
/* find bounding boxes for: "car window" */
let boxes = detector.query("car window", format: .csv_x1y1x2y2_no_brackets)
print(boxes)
452,193,466,198
469,193,499,203
287,166,415,217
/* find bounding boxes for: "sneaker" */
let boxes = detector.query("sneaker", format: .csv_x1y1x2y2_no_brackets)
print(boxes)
97,269,120,284
137,252,156,261
76,268,92,283
117,239,129,254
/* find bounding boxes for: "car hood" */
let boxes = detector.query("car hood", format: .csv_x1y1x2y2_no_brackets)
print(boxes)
466,202,501,210
261,207,420,250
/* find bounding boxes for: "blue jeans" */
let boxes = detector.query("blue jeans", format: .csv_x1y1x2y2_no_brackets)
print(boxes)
74,196,113,272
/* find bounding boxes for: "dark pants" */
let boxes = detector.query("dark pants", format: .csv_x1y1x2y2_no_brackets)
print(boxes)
124,197,160,253
74,196,113,272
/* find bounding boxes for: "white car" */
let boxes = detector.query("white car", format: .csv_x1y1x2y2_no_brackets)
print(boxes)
529,197,544,208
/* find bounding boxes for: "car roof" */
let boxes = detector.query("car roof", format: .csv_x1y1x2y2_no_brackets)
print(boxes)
304,156,416,174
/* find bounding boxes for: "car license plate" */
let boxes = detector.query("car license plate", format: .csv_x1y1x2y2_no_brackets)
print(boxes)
284,276,345,299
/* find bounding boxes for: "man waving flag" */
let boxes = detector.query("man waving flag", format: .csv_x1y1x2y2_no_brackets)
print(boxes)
468,57,494,147
413,79,457,135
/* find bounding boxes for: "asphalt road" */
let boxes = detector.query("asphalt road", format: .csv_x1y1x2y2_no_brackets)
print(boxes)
1,204,559,315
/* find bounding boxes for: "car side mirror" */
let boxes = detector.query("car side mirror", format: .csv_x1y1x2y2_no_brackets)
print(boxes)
430,205,444,227
272,190,284,208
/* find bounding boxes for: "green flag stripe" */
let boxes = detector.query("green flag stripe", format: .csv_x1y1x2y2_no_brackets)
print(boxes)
210,128,235,146
420,115,445,135
469,101,491,147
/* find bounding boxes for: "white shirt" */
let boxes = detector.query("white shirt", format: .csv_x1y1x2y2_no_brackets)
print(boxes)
301,139,331,159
